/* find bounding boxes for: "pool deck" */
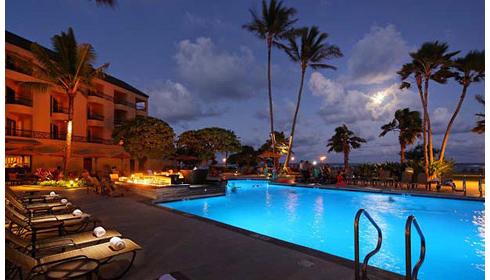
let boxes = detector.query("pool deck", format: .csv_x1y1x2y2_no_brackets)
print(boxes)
11,185,401,280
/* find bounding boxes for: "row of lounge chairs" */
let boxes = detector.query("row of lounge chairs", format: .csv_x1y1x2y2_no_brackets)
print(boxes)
345,170,456,192
5,187,142,279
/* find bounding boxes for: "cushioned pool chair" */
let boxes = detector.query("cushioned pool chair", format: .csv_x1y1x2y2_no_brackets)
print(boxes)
7,186,64,204
6,192,74,217
6,238,142,280
6,228,122,257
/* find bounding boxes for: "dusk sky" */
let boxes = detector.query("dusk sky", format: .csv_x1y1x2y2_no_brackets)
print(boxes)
6,0,485,163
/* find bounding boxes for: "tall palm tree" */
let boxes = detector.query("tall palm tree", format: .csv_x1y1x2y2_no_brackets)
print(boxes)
243,0,297,171
379,108,422,164
280,26,342,170
21,28,108,174
472,94,485,134
398,41,458,178
439,51,485,161
326,124,366,170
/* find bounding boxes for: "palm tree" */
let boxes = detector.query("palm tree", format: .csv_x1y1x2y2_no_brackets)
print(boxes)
326,124,366,170
398,41,458,178
243,0,297,171
280,26,342,170
21,28,108,174
439,51,485,161
472,94,485,134
379,108,422,164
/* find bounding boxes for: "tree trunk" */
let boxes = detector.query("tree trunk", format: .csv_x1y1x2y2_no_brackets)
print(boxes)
400,141,406,164
283,67,306,171
266,37,276,171
439,84,469,161
63,94,75,175
344,148,349,171
424,78,434,167
416,79,429,179
138,156,147,171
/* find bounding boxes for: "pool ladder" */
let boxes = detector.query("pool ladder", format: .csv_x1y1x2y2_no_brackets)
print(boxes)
354,209,426,280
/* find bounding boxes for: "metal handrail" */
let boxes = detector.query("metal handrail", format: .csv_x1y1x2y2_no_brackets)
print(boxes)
405,215,426,280
354,209,383,280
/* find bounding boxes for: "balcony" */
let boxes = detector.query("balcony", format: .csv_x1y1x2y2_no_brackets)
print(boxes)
52,106,68,114
88,90,113,102
87,113,105,121
6,97,34,115
6,128,114,145
6,96,33,107
51,106,69,121
114,98,135,109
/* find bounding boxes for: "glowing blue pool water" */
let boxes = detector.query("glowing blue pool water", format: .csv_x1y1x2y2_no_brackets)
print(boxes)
160,180,485,279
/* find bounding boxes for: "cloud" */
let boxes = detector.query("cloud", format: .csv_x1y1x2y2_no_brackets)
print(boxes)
347,25,409,85
146,80,220,123
431,107,473,134
175,37,264,101
309,72,419,125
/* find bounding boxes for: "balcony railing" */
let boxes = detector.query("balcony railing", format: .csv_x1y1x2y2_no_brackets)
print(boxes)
6,97,33,107
6,128,114,145
52,106,69,114
87,113,105,121
114,98,135,108
88,90,113,101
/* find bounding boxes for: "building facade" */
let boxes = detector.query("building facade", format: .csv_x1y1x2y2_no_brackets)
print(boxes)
5,31,155,175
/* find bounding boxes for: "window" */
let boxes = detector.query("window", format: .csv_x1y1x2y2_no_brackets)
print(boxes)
50,123,60,139
6,86,15,103
6,118,16,136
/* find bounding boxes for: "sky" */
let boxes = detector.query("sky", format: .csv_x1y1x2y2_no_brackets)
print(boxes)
6,0,485,163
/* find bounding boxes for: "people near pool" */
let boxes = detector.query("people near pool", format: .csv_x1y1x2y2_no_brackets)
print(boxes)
336,170,347,187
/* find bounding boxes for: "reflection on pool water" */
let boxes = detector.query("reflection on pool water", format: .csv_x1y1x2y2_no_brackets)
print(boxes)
160,180,485,279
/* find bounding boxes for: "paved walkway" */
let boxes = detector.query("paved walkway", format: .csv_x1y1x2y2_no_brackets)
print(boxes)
12,186,399,280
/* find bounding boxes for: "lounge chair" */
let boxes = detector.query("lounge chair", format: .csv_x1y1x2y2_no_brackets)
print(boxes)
6,192,73,216
6,238,142,280
6,228,122,257
6,206,97,256
7,186,64,204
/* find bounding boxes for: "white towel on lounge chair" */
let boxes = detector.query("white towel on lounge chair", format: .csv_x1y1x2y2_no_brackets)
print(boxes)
65,202,72,207
109,236,126,250
72,209,83,216
93,226,107,238
61,198,68,204
49,191,56,196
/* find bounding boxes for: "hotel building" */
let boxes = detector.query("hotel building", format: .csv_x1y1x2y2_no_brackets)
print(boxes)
5,31,154,175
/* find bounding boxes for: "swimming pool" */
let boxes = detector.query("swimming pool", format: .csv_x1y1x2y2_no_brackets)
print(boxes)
159,180,485,279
